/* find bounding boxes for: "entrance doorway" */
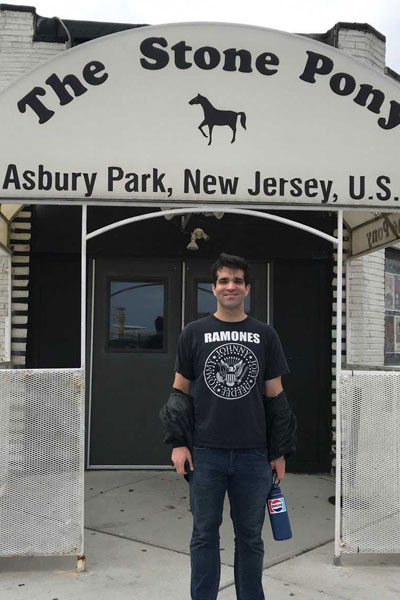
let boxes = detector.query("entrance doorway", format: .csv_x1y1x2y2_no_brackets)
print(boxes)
27,206,334,472
88,259,268,468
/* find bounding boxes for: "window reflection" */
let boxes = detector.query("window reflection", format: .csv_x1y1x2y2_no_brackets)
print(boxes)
385,250,400,365
109,281,165,351
197,282,251,319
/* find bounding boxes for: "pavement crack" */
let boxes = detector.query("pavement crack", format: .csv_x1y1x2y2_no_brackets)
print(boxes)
261,538,335,570
219,539,339,596
84,526,191,557
85,526,236,569
265,570,354,600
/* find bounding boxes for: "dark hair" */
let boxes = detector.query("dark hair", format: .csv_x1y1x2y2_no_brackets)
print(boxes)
211,253,250,285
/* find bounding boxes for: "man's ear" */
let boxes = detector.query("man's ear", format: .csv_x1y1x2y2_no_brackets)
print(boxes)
212,284,217,297
245,284,251,296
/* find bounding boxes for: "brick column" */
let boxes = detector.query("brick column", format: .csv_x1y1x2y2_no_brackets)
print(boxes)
346,250,385,366
0,6,65,92
336,23,386,71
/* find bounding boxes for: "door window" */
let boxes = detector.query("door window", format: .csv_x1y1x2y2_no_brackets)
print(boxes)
108,280,166,351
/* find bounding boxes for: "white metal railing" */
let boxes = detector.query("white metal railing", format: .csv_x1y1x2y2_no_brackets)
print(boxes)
0,369,84,557
339,370,400,554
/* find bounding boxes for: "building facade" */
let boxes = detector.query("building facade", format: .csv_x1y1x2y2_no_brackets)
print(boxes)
1,4,400,476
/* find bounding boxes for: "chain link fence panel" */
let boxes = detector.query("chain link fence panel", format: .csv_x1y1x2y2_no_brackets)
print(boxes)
340,371,400,553
0,369,84,556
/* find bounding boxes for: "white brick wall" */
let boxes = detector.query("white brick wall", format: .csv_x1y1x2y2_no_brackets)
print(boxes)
346,250,385,366
336,24,392,374
327,26,393,471
0,8,65,93
337,27,386,72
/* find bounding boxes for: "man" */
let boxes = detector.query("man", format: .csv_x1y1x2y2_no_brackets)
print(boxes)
167,253,294,600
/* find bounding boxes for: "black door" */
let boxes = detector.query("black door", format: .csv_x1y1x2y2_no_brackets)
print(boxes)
89,259,181,467
273,259,332,472
89,257,330,471
89,259,268,467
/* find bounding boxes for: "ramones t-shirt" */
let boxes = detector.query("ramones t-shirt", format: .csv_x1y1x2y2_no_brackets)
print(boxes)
175,314,289,449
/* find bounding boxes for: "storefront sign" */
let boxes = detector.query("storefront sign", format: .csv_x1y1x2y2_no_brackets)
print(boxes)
1,23,400,207
351,213,400,257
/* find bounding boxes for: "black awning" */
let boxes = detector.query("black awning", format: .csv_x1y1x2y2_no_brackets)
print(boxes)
34,13,148,46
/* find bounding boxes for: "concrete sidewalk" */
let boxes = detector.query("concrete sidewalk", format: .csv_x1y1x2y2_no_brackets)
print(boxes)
1,471,399,599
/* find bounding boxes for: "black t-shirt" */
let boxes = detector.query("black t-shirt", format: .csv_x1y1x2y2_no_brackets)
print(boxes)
175,314,289,449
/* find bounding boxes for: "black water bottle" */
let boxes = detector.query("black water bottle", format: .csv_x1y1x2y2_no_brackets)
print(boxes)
267,479,292,541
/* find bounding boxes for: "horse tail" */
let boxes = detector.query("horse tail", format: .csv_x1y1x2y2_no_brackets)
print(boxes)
238,112,246,130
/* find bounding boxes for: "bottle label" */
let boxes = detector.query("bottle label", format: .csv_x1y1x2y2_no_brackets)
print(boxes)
268,497,287,514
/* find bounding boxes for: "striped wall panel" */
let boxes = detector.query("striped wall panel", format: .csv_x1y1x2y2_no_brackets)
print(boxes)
331,226,349,471
9,207,31,368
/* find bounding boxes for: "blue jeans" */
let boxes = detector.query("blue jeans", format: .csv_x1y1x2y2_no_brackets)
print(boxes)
188,446,273,600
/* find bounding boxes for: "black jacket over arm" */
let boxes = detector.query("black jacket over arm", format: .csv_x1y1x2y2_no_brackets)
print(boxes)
263,390,297,460
159,388,296,461
159,388,195,450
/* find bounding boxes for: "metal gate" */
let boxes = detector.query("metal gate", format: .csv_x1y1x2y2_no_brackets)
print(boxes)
338,370,400,554
0,369,84,557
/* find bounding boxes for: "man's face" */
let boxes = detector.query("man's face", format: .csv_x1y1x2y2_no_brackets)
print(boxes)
212,267,250,311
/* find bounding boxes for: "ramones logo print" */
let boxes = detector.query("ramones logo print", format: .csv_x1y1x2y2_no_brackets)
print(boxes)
204,343,259,399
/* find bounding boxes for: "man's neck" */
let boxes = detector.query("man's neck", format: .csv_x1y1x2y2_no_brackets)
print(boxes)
213,308,248,323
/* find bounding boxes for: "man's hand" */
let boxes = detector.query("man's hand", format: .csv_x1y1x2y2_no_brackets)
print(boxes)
171,446,194,475
270,455,285,480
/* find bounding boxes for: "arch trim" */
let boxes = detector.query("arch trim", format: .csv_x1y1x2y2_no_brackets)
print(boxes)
85,205,338,245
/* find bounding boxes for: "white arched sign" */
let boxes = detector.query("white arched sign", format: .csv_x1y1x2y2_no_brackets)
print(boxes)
0,22,399,207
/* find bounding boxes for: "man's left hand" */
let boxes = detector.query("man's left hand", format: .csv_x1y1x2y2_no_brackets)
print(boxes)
270,455,285,479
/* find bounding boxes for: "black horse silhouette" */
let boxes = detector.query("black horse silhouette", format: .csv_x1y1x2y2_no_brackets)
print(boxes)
189,93,246,146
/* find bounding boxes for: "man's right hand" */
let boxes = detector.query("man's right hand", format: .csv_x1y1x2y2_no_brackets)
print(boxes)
171,446,194,475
